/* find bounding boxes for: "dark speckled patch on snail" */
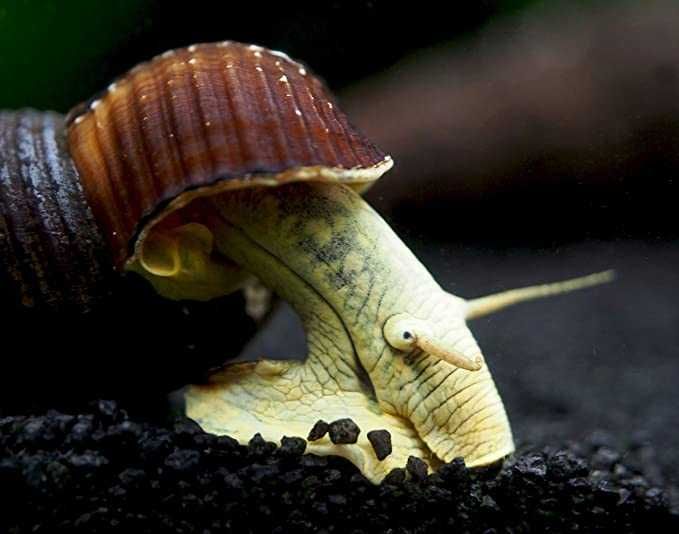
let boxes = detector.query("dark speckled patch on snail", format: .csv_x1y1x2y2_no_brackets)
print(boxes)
66,41,392,269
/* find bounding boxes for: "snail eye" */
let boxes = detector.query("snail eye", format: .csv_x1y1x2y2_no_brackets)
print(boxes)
383,314,420,352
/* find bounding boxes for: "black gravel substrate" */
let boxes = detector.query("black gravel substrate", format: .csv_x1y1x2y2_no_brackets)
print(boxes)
1,400,677,533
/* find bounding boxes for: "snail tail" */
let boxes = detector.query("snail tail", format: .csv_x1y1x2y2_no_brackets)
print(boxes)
464,270,615,320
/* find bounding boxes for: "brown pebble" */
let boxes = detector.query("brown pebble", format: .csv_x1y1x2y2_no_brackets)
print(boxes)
307,420,329,441
328,418,361,444
406,455,428,481
367,429,392,460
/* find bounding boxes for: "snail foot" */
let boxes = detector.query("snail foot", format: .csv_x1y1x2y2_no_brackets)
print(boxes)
185,359,433,483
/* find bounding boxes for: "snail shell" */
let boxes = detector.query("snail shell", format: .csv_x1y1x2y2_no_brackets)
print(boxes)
0,110,111,310
66,41,391,270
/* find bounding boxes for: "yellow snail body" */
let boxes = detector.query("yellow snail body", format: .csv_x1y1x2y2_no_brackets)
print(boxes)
0,42,613,481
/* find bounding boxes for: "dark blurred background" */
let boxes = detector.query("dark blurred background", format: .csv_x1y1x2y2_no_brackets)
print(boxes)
0,0,504,111
1,0,677,490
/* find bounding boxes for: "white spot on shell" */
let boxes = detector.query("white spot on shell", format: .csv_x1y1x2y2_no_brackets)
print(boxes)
255,66,263,72
226,63,233,69
73,115,85,125
161,50,175,59
107,82,118,92
253,51,262,58
188,45,198,52
169,133,175,138
248,44,263,52
205,121,211,127
218,41,231,48
269,49,294,63
278,75,288,83
275,60,281,67
324,127,329,133
188,58,197,65
327,102,333,109
294,109,302,116
90,99,101,110
112,231,118,236
167,79,174,86
298,67,307,76
140,94,148,100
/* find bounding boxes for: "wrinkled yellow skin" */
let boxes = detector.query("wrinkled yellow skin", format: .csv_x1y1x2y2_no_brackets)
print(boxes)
181,182,513,482
135,181,612,483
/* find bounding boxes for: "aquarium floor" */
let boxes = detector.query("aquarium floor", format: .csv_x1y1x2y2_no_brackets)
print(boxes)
0,400,676,533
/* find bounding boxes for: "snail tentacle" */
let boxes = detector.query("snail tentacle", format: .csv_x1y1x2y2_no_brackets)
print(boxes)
414,334,483,372
464,270,615,320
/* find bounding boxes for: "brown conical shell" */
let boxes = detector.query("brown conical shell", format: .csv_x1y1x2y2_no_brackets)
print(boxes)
66,41,392,269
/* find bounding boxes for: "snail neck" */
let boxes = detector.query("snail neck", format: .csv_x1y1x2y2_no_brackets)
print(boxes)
204,182,443,385
204,182,397,394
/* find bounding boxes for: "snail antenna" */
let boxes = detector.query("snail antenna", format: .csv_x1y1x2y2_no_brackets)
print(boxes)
465,270,615,320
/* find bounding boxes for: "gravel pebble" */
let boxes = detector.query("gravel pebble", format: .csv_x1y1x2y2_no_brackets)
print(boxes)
279,436,307,457
367,429,392,460
406,455,428,481
384,467,406,485
328,418,360,444
307,420,329,441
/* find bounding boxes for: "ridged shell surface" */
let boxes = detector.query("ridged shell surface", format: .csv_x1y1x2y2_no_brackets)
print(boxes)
0,110,110,310
67,42,392,269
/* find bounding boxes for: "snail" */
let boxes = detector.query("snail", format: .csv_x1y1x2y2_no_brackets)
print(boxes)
1,41,613,481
